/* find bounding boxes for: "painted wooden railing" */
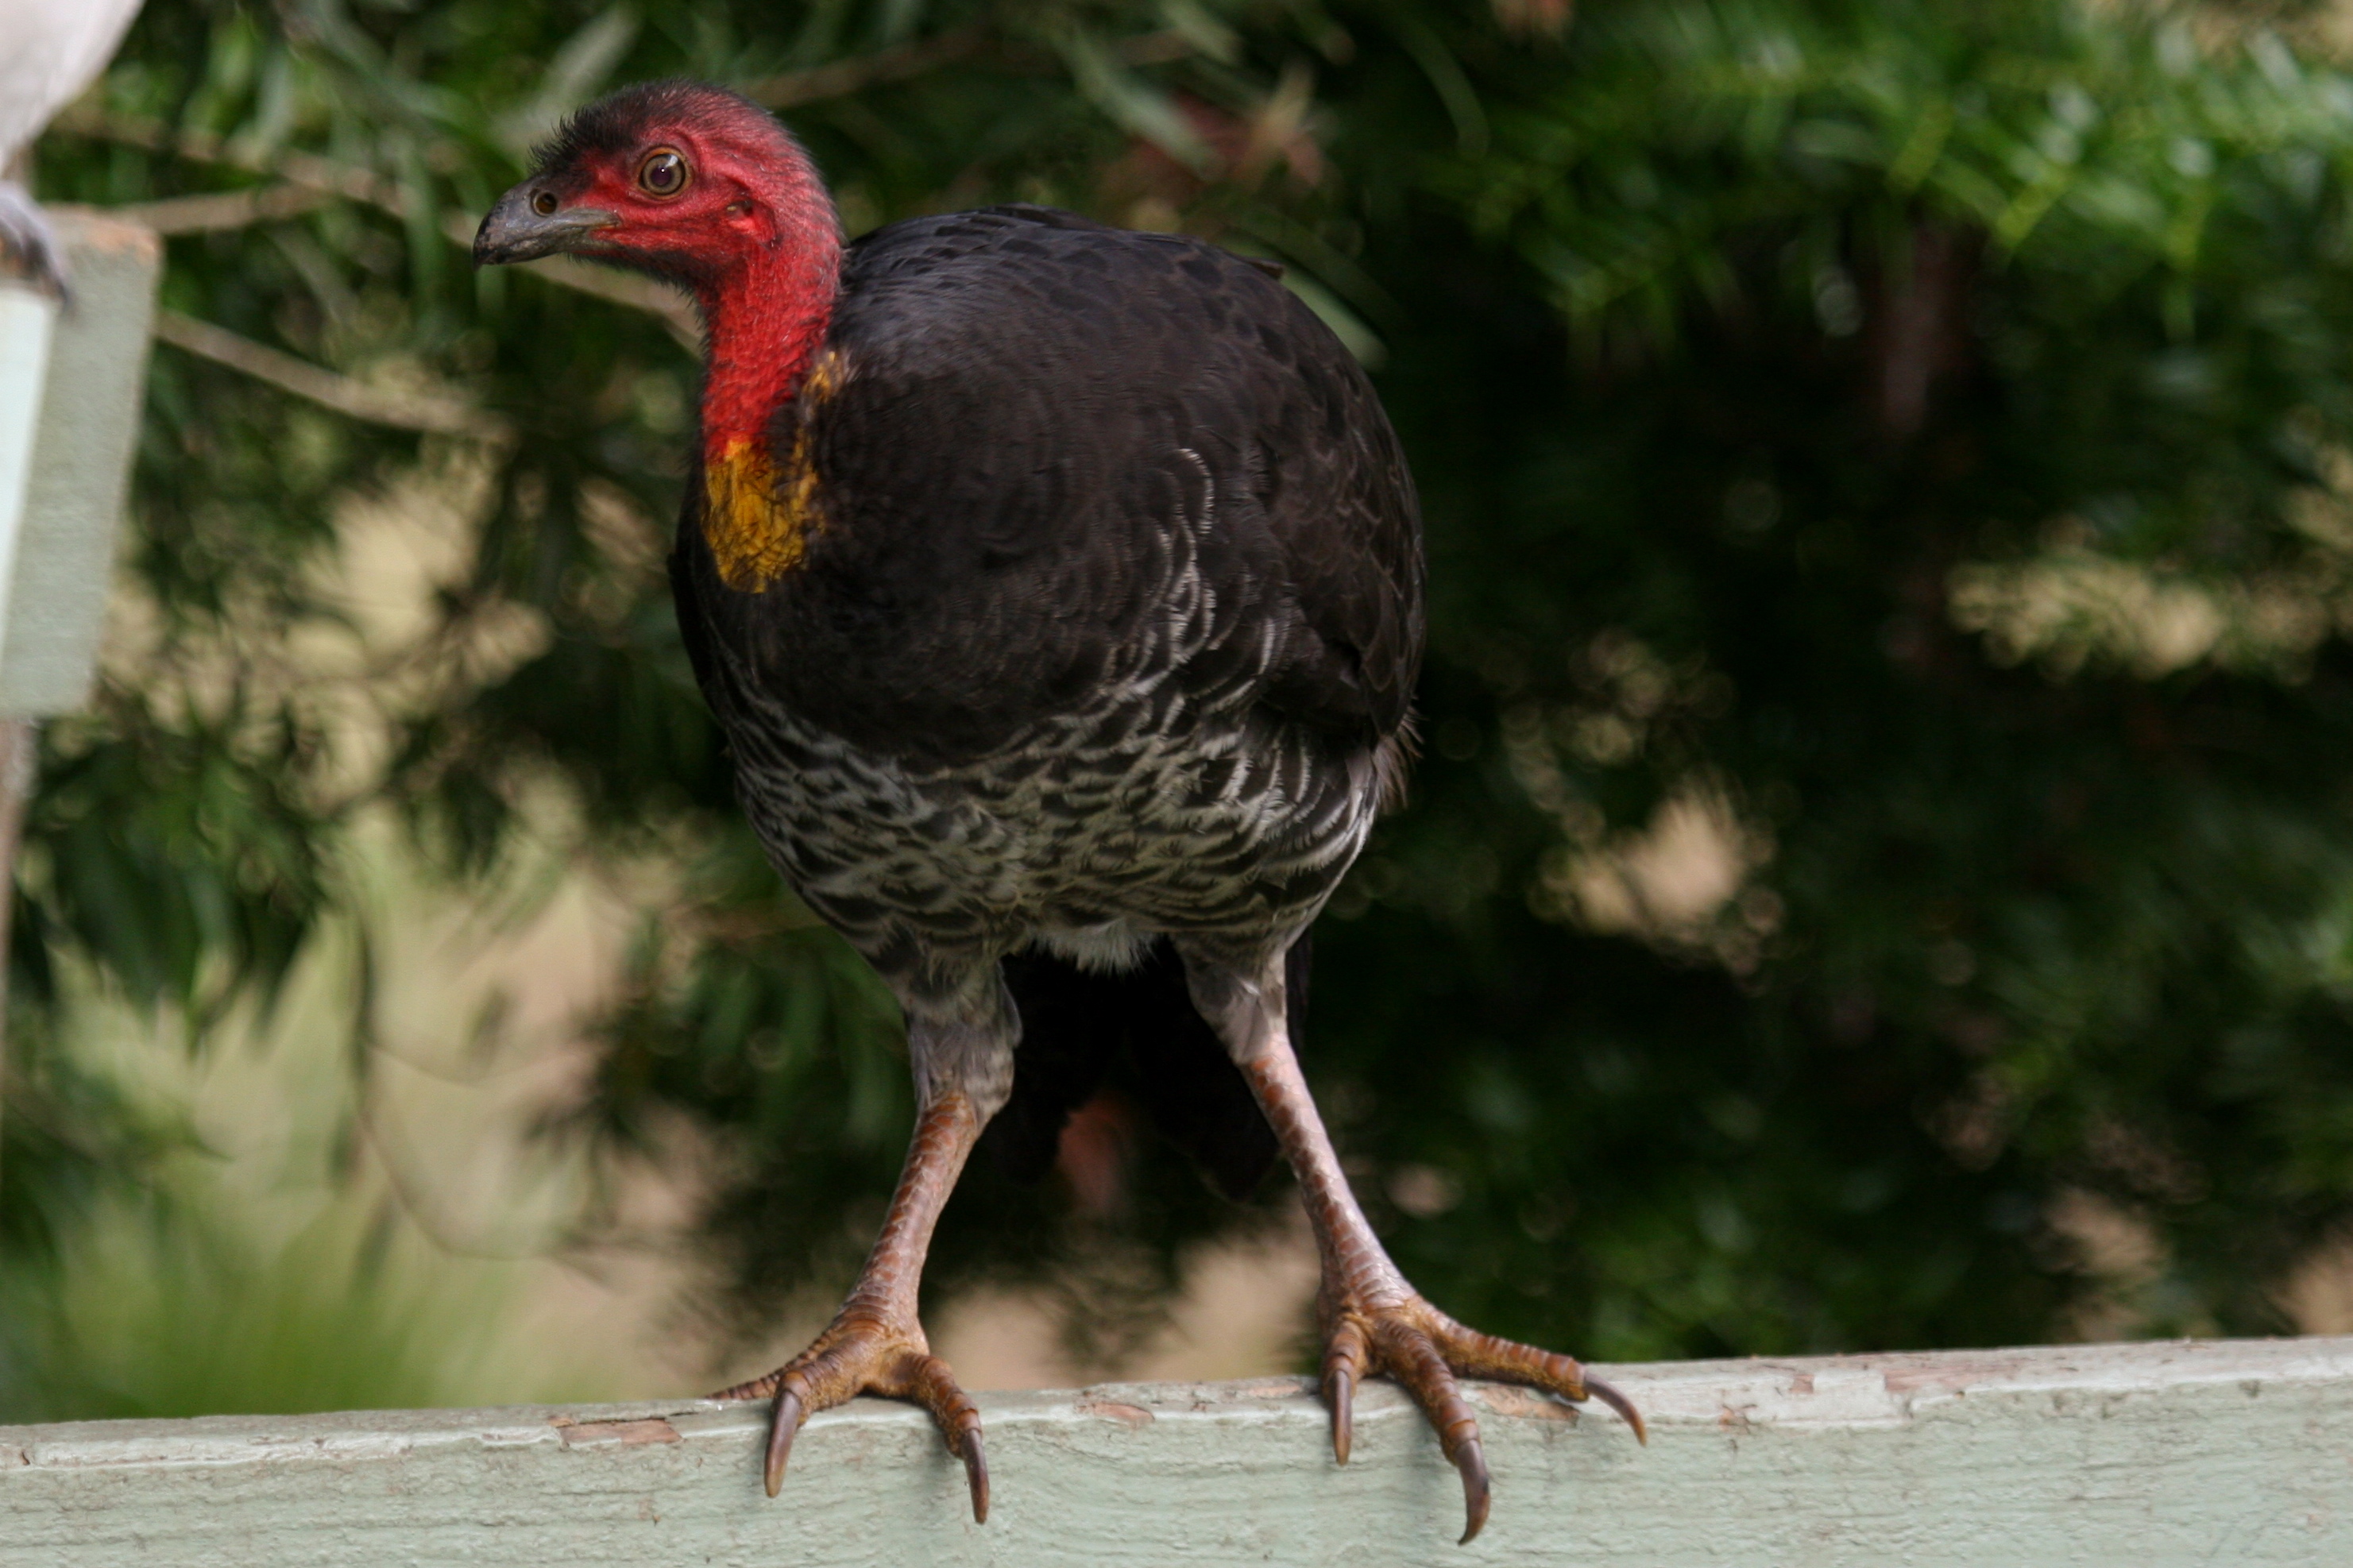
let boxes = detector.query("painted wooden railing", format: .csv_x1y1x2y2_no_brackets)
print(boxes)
4,1336,2347,1565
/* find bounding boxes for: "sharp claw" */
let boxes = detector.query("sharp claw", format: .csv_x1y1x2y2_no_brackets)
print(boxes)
1583,1373,1647,1445
763,1387,803,1498
1328,1365,1354,1466
961,1427,990,1524
1454,1434,1490,1546
1325,1316,1369,1467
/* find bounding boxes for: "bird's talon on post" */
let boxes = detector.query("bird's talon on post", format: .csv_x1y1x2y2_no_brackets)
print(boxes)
960,1428,990,1523
1324,1315,1369,1465
1454,1435,1491,1545
1298,1284,1642,1539
1584,1373,1647,1444
763,1386,803,1498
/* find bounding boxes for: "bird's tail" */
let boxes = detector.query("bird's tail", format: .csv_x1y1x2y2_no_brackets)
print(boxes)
984,936,1300,1202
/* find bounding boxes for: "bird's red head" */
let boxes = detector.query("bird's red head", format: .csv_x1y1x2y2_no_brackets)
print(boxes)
477,82,835,285
475,81,843,442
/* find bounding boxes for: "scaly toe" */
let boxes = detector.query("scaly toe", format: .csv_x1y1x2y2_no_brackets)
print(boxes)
1317,1289,1644,1540
1428,1309,1646,1439
1374,1317,1489,1542
718,1315,988,1512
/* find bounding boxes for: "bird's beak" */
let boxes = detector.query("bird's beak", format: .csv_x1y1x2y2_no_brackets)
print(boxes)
472,187,620,266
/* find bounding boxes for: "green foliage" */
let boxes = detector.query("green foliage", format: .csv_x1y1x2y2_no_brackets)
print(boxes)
0,1195,531,1423
1318,0,2353,1354
13,0,2353,1416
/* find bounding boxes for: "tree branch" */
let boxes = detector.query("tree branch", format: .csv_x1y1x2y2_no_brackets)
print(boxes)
151,310,508,438
110,183,332,235
49,107,411,214
57,26,1193,346
56,113,700,347
745,26,991,108
742,26,1192,107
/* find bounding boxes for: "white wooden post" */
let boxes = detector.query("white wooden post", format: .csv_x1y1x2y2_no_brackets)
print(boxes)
0,287,56,662
1,210,159,716
0,209,160,1185
3,1336,2350,1565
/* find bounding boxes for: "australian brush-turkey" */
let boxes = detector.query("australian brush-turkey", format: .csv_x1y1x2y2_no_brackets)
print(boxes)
474,79,1641,1542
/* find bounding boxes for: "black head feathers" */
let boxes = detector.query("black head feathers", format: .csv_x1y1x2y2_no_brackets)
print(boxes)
528,79,790,180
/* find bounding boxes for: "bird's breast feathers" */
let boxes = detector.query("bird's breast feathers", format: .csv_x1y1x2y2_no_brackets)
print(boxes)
699,350,847,592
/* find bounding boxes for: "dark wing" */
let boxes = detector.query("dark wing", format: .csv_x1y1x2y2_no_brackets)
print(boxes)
1241,272,1425,741
695,207,1423,764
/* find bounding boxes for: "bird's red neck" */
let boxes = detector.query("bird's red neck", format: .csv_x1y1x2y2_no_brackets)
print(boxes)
694,210,842,458
689,176,842,593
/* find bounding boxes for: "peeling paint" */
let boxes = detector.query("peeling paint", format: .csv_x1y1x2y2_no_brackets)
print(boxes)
558,1419,682,1448
7,1339,2353,1565
1075,1401,1155,1428
1474,1387,1578,1423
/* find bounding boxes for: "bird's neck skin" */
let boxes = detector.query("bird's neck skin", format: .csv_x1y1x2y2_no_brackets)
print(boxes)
695,207,842,460
690,193,842,592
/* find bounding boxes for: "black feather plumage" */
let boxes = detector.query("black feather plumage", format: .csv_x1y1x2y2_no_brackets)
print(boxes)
670,203,1422,1188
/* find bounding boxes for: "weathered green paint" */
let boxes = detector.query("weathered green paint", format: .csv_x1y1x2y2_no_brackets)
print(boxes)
3,1338,2347,1564
1,209,158,717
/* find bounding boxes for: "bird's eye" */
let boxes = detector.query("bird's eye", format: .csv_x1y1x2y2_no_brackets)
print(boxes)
531,190,558,216
636,149,690,199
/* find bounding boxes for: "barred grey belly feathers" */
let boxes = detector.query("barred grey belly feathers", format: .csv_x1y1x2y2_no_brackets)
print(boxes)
714,443,1387,983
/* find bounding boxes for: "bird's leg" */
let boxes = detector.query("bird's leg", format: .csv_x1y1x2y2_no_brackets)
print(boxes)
1188,951,1644,1545
711,1088,992,1520
714,972,1014,1517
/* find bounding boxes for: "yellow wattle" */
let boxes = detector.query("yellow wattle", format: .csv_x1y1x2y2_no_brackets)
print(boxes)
700,351,843,593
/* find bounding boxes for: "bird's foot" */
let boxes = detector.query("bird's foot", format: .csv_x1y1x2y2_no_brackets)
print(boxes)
0,183,67,299
712,1305,988,1521
1319,1285,1644,1545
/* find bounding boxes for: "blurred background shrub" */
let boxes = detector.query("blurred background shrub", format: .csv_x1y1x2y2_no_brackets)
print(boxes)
12,0,2353,1418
